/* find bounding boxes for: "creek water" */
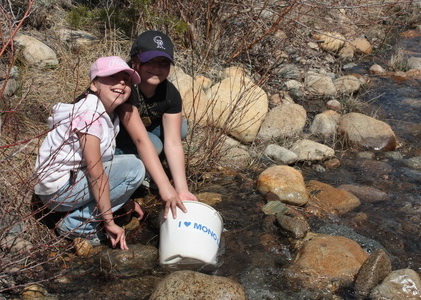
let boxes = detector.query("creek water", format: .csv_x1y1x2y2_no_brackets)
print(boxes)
40,34,420,299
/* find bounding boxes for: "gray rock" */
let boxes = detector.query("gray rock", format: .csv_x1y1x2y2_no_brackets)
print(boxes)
354,249,392,299
98,244,158,277
150,270,247,300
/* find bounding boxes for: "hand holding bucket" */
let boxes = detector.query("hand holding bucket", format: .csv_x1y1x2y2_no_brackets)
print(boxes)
159,201,224,266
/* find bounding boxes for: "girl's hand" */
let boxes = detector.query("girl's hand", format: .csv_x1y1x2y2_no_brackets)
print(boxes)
159,186,187,219
105,223,128,250
133,201,144,220
178,190,198,202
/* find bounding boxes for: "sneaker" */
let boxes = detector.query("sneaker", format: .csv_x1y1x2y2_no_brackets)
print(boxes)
142,174,157,190
142,174,151,188
56,219,107,246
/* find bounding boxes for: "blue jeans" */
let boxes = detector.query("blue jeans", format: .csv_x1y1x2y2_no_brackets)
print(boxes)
39,154,145,236
117,118,188,156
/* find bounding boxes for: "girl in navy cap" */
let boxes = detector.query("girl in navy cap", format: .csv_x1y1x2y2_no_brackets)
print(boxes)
116,30,198,202
35,56,186,250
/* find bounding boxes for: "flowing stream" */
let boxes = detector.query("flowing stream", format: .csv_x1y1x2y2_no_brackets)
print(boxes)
38,33,421,300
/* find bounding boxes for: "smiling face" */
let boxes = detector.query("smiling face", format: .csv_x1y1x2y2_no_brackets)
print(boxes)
134,56,171,87
90,71,132,114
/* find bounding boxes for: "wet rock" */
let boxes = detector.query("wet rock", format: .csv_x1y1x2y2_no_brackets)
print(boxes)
261,200,288,216
257,165,309,206
337,184,389,203
338,112,397,151
259,233,285,254
353,159,393,179
98,244,158,276
403,156,421,170
285,234,369,292
306,180,361,214
315,223,386,254
149,270,247,300
354,249,392,299
370,269,421,300
262,215,278,233
276,214,310,239
197,192,222,205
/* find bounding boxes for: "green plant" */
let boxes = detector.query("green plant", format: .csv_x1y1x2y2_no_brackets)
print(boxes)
66,5,93,30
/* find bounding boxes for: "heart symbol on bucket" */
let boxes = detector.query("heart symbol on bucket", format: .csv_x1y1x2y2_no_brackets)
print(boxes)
184,222,191,227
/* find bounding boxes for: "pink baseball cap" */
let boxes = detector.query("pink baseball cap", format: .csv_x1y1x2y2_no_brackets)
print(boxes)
89,56,141,84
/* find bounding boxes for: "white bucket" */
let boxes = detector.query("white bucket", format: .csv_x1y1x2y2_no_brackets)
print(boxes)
159,201,223,266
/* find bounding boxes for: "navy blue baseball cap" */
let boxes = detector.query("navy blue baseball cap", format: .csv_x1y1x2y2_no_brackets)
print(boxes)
130,30,174,63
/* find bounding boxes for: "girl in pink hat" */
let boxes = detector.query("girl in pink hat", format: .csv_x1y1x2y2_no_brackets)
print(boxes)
35,56,186,250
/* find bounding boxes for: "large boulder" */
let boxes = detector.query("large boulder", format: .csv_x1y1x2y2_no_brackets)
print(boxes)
206,73,268,143
285,234,369,291
14,34,58,67
257,103,306,141
338,112,397,151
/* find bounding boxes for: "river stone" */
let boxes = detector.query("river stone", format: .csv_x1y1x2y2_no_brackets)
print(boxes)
334,75,361,95
404,156,421,170
262,200,288,216
149,270,247,300
98,244,158,276
197,192,222,206
337,184,389,203
350,37,373,54
257,165,309,206
337,112,397,151
370,269,421,300
285,234,369,291
263,144,298,164
306,180,361,214
304,72,337,96
276,214,309,239
289,139,335,161
257,103,306,141
354,249,392,299
309,110,341,138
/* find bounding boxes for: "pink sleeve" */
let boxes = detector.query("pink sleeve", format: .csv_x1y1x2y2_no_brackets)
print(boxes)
71,111,103,138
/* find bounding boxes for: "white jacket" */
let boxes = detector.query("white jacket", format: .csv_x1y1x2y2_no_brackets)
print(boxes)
34,94,119,195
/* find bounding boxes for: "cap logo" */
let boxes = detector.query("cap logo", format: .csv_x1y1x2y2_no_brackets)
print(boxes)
108,58,126,67
153,36,166,50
